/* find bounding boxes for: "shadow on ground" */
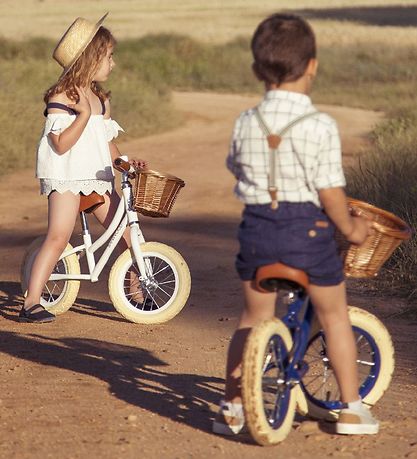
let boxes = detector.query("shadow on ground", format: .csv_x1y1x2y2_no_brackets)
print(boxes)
0,280,131,323
0,328,223,433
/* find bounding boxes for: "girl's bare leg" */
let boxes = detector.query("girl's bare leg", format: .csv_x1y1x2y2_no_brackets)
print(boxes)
92,190,130,250
308,281,359,403
225,280,276,403
24,191,80,310
93,190,142,301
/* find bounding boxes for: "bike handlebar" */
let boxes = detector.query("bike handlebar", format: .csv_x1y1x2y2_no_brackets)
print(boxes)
113,156,135,174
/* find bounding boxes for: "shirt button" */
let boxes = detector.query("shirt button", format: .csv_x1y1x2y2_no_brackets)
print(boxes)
308,229,317,238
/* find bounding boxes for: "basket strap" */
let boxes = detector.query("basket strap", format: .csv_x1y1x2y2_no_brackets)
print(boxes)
254,107,319,210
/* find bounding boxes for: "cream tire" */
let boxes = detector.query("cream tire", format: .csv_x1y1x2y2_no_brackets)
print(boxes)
109,242,191,324
242,318,296,446
299,306,395,421
20,236,80,315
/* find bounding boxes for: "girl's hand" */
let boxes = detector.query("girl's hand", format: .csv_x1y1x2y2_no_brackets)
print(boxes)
129,158,148,170
346,216,373,245
68,86,91,116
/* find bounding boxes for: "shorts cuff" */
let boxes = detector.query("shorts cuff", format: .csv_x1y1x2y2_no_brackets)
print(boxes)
309,272,345,287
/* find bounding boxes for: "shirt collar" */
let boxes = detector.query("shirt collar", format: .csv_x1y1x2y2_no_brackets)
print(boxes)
264,89,312,106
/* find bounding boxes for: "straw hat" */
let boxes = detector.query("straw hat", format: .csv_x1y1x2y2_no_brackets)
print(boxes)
53,13,108,75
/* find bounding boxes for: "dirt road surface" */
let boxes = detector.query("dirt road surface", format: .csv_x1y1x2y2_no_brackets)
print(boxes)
0,92,415,459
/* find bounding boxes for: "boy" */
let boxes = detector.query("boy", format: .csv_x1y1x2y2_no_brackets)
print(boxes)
213,13,379,436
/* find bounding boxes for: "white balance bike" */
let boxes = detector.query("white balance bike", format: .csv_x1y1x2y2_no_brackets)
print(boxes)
21,156,191,324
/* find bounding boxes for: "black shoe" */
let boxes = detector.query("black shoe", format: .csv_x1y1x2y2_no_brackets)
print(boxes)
19,304,56,323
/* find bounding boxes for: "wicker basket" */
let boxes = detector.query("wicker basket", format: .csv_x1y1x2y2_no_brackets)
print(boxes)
337,198,411,278
133,169,185,218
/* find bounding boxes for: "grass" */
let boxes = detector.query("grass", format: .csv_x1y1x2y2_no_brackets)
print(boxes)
1,29,417,297
1,0,417,43
2,33,417,169
117,34,417,112
346,117,417,299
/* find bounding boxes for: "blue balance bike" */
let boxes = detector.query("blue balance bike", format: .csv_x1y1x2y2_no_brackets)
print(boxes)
241,262,394,446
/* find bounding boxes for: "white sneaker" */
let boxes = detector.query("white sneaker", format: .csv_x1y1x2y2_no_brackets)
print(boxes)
212,400,246,436
336,403,379,435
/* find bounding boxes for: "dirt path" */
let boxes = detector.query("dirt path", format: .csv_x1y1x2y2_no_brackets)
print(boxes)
0,92,415,459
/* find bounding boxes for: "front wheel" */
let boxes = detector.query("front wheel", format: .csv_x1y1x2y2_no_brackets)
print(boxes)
242,318,297,446
20,236,80,315
299,306,395,421
108,242,191,324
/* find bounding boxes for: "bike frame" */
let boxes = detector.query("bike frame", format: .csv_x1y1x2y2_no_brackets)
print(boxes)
279,291,315,387
50,171,149,283
278,290,383,412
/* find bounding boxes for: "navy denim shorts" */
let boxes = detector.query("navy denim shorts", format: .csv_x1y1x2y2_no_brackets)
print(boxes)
236,202,344,286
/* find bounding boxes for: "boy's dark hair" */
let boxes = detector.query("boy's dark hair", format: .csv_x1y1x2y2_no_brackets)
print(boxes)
251,14,316,85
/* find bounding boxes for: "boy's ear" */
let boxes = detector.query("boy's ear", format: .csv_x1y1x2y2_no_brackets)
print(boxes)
306,58,318,78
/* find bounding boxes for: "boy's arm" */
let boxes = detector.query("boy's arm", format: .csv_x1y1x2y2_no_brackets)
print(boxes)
226,117,242,178
319,187,371,244
313,118,371,245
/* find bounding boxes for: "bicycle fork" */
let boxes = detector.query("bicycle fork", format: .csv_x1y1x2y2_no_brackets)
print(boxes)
281,294,314,388
120,174,155,288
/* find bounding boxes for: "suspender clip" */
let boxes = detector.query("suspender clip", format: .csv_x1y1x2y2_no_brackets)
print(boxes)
267,135,281,150
269,187,279,210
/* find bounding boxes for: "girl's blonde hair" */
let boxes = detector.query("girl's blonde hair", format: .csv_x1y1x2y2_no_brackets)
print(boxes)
44,26,116,104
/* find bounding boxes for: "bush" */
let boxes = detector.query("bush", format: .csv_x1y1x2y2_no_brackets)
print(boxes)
346,112,417,298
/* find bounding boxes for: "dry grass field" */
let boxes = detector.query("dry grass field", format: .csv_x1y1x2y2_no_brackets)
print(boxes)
1,0,417,45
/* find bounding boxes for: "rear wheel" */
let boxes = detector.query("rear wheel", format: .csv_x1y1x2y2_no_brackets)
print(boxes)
20,236,80,315
299,306,394,420
242,318,296,445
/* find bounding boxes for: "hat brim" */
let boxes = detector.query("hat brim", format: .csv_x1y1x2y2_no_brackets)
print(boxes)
58,12,109,80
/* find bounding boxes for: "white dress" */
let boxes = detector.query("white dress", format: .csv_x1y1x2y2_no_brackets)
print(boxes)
36,112,124,196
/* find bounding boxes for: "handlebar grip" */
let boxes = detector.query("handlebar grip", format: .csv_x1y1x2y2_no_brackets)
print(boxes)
113,157,135,174
113,157,130,171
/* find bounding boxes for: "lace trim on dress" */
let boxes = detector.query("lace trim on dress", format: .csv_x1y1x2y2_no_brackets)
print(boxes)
40,179,113,196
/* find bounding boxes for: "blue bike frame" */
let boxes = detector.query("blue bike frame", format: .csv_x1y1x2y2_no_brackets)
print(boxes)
280,291,315,388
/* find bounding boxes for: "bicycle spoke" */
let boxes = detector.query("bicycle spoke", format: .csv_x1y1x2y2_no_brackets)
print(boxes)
263,353,273,373
357,359,375,366
303,373,322,385
303,325,380,409
121,249,181,315
157,278,175,286
151,263,171,277
304,354,323,363
154,283,174,298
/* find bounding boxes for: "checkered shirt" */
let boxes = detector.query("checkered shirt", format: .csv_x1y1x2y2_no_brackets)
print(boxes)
226,90,346,207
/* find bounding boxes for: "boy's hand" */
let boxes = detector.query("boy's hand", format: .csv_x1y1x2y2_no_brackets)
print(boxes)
345,216,373,245
68,86,91,116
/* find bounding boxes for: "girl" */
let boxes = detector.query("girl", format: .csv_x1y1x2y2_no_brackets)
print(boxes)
20,14,145,323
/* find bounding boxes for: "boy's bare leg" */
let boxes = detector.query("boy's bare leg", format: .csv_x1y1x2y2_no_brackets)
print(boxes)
225,280,276,403
308,281,359,403
24,191,80,309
